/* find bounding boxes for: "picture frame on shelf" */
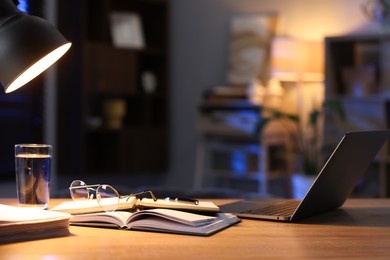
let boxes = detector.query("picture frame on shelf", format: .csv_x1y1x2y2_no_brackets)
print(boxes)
109,12,145,49
227,13,278,86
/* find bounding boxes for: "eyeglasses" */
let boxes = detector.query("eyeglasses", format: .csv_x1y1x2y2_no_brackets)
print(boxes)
69,180,157,212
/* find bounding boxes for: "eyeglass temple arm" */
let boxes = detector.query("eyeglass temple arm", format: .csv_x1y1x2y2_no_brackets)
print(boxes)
129,190,157,202
69,184,101,189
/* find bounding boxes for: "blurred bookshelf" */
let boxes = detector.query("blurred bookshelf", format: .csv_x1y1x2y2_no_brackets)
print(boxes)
56,0,170,176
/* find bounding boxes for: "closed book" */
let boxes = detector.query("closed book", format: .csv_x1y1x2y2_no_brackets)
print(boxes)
51,198,220,215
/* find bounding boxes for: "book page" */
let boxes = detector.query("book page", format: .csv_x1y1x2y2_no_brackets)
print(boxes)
127,213,240,236
70,211,133,228
127,208,217,227
0,204,71,244
68,208,240,236
0,204,70,225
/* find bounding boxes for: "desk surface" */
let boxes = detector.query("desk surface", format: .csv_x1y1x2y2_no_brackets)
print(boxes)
1,198,390,259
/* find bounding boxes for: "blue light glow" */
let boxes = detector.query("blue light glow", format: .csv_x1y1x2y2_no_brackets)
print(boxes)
225,110,259,134
231,150,246,177
17,0,29,13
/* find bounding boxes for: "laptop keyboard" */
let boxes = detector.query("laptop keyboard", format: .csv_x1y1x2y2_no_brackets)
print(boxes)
243,200,301,217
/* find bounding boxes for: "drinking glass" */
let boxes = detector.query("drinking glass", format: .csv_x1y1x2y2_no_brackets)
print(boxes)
15,144,52,209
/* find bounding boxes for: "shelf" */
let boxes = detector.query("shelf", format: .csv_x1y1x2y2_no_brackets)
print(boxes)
83,42,137,95
324,32,390,197
57,0,170,176
325,33,390,98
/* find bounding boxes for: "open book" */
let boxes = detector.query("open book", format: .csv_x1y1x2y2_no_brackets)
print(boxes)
70,208,240,236
0,204,71,244
51,197,220,215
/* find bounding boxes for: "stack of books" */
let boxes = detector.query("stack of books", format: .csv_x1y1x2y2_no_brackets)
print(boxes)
0,204,70,244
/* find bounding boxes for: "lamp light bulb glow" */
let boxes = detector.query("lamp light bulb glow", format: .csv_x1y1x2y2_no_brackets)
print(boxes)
5,42,72,93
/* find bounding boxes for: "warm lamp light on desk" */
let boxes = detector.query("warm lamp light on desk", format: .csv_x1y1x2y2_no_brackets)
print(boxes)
270,36,325,121
0,0,71,93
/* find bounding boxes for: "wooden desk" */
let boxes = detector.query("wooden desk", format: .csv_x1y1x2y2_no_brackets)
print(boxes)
1,198,390,259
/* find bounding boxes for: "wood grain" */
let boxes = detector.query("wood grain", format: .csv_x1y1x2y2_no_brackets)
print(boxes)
0,198,389,259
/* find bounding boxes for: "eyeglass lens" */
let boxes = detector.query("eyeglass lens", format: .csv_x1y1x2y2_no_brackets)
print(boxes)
69,180,90,204
96,184,120,212
70,180,121,212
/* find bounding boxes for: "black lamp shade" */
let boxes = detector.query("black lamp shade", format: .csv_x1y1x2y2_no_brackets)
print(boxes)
0,0,71,93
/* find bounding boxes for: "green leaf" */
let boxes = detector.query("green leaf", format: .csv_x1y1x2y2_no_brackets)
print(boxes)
323,100,347,121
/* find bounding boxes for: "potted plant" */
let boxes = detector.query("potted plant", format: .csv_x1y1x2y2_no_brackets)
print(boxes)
255,99,346,176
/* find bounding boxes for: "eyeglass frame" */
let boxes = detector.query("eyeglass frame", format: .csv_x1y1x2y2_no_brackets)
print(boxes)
68,180,157,212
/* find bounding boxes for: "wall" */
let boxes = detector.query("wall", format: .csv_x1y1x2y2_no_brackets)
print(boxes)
167,0,379,188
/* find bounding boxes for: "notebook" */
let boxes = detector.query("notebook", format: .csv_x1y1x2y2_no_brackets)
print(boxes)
220,130,390,222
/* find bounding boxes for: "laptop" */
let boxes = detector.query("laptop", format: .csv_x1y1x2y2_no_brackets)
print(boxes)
220,130,390,222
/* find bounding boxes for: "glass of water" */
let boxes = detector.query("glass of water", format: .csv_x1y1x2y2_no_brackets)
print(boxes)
15,144,52,210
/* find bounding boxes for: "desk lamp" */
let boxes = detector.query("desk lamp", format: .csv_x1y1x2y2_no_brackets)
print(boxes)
0,0,71,93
